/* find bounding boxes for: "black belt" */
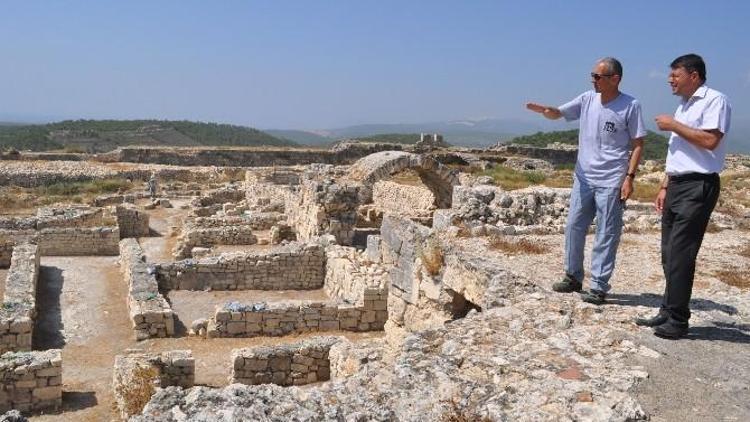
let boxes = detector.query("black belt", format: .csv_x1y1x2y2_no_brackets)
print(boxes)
669,172,719,182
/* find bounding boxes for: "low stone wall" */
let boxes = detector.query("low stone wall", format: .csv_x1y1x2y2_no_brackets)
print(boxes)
113,350,194,420
0,206,114,231
119,239,174,340
0,349,62,413
0,244,40,354
230,336,340,386
156,242,325,291
448,185,570,234
492,144,578,165
192,187,246,207
115,204,150,238
207,288,387,338
173,225,257,259
36,226,120,256
113,144,404,167
192,213,285,230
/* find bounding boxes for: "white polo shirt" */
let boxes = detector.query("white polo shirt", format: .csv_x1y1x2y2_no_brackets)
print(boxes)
665,85,732,175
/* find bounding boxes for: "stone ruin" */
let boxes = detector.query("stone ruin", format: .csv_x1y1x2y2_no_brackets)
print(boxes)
0,143,746,421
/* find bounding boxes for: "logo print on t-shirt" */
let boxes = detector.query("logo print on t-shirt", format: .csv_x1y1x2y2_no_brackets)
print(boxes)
604,121,616,133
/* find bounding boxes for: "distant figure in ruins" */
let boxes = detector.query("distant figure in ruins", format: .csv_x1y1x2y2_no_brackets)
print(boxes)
525,57,646,305
148,174,158,199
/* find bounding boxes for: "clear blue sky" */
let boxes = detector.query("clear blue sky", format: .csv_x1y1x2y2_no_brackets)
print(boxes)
2,1,748,145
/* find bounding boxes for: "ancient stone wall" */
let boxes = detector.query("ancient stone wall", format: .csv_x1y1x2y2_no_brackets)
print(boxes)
230,336,340,386
291,180,363,245
446,185,570,234
0,349,62,413
35,226,120,256
119,239,175,340
372,180,435,216
112,143,404,167
173,226,257,259
115,204,150,238
113,350,194,420
0,206,114,231
193,187,246,207
324,245,389,306
207,291,387,338
492,144,578,165
156,242,325,291
0,244,40,354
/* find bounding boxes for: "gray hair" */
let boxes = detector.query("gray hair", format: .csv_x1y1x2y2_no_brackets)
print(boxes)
598,57,623,77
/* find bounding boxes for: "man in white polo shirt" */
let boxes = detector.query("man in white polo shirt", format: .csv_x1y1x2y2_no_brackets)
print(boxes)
635,54,732,339
526,57,646,305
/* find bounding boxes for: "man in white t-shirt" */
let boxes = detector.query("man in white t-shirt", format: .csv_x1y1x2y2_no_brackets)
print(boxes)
635,54,732,339
526,57,646,305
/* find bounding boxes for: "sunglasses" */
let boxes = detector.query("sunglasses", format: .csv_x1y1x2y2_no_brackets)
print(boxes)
591,72,614,81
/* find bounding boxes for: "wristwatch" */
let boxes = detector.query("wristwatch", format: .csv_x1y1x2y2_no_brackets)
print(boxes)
626,173,636,179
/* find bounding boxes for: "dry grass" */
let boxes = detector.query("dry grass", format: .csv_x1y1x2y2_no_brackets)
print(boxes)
630,181,662,203
440,398,492,422
488,235,549,255
114,364,159,418
420,238,444,276
478,166,547,190
542,170,574,188
739,244,750,259
715,269,750,290
705,222,723,233
0,178,134,213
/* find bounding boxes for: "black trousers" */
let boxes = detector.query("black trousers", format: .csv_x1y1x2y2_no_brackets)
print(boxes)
660,172,720,325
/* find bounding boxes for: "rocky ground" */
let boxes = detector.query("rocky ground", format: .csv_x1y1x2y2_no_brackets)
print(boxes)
133,226,750,421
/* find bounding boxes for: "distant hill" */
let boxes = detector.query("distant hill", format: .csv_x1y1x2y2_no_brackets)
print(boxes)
508,129,670,160
319,118,546,147
351,133,422,144
0,119,296,152
264,129,331,146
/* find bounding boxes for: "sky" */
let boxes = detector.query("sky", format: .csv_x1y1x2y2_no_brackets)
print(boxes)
1,1,749,148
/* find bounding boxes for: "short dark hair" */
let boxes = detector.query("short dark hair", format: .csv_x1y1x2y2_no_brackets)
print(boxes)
671,54,706,82
599,57,623,77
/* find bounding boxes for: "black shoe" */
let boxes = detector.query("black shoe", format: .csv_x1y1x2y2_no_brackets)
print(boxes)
579,289,606,305
635,312,669,327
552,274,582,293
653,320,688,339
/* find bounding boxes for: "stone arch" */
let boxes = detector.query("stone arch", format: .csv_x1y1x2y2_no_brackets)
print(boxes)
348,151,458,208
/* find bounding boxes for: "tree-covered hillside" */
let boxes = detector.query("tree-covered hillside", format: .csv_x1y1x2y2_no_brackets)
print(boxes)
0,119,296,152
508,129,670,160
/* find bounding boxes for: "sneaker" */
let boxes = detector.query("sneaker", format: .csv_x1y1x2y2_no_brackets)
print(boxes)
579,289,606,305
552,274,582,293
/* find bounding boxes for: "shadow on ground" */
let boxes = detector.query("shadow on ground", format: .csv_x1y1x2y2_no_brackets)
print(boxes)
61,391,98,412
607,292,738,315
33,266,65,350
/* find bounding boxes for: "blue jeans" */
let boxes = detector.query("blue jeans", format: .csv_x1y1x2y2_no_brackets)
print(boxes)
564,175,624,293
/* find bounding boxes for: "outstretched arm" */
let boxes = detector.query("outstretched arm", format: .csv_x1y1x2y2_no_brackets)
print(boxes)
526,102,562,120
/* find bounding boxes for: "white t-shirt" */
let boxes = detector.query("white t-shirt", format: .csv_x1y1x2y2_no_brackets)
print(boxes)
665,85,732,175
558,91,647,187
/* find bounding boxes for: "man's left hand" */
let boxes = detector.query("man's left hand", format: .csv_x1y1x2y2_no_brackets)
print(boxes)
621,178,633,201
655,114,677,131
